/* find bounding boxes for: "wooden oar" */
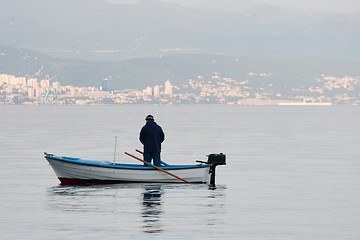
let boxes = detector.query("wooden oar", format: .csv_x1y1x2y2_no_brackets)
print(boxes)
136,149,143,154
124,152,190,184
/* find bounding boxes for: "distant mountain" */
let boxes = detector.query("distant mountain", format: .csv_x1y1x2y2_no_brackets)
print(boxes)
191,0,255,13
1,44,359,91
1,0,359,88
0,0,359,61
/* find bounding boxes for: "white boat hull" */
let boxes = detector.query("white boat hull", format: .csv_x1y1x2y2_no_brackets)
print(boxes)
46,155,211,185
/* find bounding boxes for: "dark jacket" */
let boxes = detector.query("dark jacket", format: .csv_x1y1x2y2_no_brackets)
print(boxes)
139,122,165,153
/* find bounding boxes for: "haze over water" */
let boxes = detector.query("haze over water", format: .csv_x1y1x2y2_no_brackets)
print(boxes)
1,105,359,239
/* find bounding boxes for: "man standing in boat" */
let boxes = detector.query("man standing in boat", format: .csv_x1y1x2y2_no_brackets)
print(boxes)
140,115,165,166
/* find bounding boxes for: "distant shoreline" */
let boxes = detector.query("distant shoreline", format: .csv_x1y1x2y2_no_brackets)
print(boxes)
278,102,332,106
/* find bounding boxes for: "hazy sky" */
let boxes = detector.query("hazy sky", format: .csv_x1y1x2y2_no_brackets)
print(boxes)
108,0,360,13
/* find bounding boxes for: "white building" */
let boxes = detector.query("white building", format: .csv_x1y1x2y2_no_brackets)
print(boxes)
35,87,42,97
164,80,172,95
40,79,50,88
28,88,35,98
145,86,152,96
27,78,38,87
9,77,26,85
0,74,13,84
153,85,160,96
52,81,61,89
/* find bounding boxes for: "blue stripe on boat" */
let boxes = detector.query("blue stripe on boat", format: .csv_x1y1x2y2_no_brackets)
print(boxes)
45,155,210,170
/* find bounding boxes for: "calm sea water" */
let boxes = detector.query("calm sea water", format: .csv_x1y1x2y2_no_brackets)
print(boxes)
0,105,359,240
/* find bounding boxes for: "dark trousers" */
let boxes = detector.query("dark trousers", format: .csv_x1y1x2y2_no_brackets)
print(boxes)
143,152,161,166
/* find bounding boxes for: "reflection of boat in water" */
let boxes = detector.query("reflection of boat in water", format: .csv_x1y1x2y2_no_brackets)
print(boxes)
142,184,164,234
44,153,226,186
143,185,162,203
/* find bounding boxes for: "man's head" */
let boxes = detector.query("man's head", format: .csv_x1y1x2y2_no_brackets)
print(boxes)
145,115,154,122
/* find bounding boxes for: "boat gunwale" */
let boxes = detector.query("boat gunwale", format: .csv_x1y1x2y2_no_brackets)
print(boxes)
45,155,211,171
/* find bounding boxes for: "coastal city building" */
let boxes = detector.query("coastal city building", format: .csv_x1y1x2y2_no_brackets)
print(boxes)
164,80,173,95
0,73,359,105
154,85,160,97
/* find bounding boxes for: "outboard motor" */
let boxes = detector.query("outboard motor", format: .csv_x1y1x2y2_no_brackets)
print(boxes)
207,153,226,188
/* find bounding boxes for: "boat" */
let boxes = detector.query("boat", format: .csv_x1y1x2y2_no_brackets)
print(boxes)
44,152,226,186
